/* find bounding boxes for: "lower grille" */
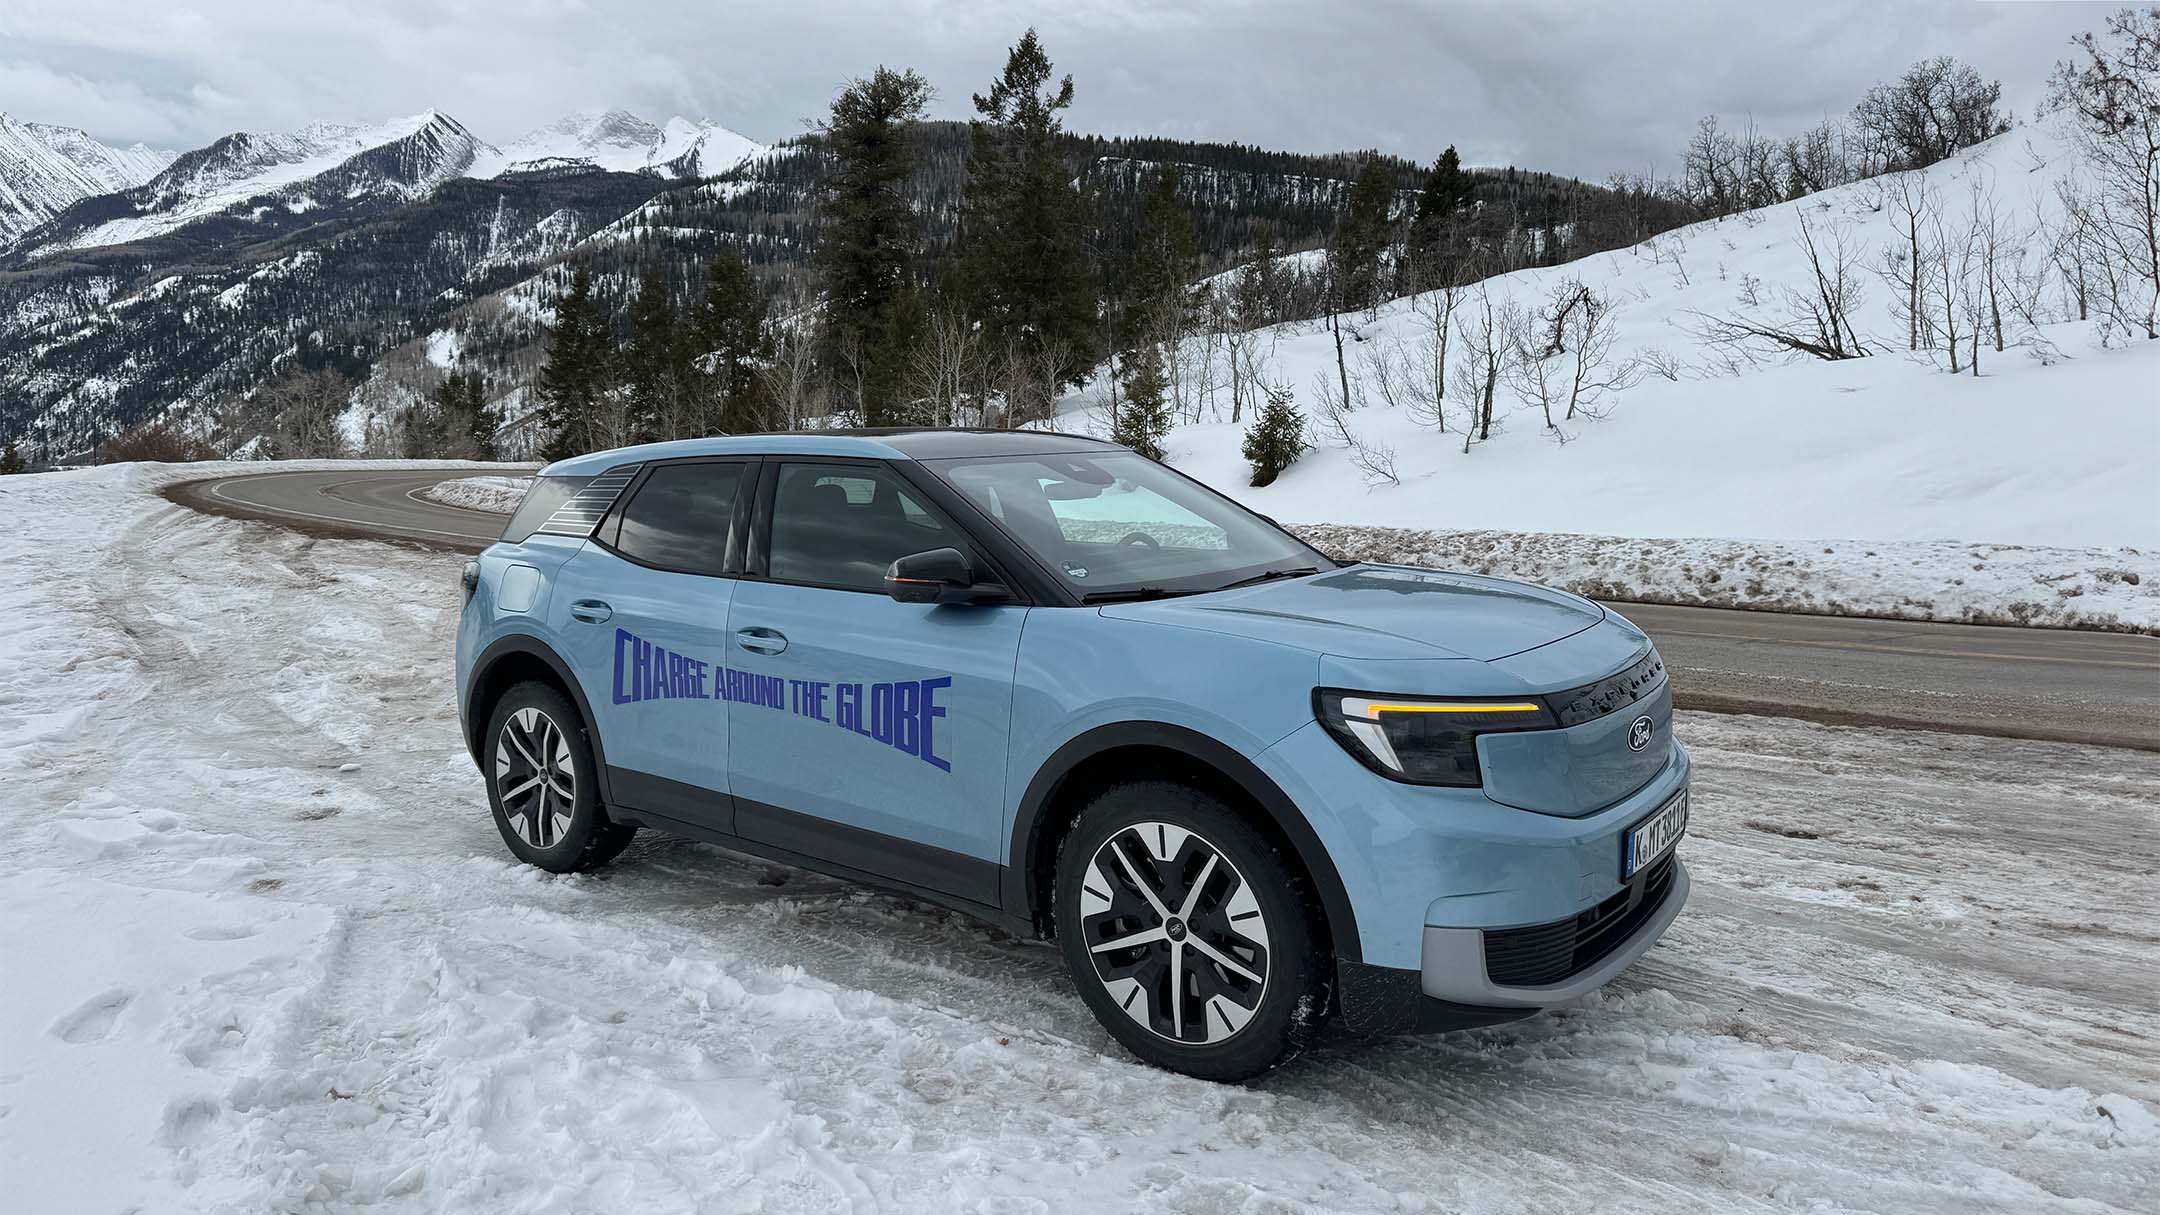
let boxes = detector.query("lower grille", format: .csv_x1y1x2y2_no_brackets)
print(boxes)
1483,854,1677,987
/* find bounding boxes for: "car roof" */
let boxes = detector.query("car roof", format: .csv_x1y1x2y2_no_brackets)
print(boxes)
539,428,1124,476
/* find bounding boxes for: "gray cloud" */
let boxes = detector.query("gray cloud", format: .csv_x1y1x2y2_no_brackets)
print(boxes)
0,0,2116,175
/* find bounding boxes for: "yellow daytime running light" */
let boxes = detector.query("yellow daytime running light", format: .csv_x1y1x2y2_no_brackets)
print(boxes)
1362,702,1544,717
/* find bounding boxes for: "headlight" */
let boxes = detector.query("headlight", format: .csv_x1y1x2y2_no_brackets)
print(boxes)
461,560,480,604
1314,690,1556,786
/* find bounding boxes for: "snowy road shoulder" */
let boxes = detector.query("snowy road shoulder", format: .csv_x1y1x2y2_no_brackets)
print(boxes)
2,464,2155,1212
425,471,2159,631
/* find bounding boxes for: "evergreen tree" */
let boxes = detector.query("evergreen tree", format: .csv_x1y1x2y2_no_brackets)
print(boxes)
959,28,1096,388
1109,345,1171,460
624,269,697,440
1329,158,1398,313
817,67,932,424
1126,168,1198,348
695,253,772,433
1408,146,1473,276
464,373,498,460
539,268,609,460
0,440,26,475
1241,385,1308,487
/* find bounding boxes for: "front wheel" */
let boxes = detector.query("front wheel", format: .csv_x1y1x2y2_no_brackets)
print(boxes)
1054,780,1329,1081
484,681,636,873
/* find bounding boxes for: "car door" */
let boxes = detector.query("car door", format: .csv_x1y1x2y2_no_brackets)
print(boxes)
552,458,754,832
724,459,1026,905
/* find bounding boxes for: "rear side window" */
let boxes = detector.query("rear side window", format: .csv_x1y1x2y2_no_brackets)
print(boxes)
500,476,589,544
611,462,747,576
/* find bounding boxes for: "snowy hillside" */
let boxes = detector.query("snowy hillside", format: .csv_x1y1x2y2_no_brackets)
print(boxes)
1081,126,2160,552
0,113,173,241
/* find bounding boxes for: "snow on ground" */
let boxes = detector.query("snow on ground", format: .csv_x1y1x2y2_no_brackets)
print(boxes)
1061,126,2160,554
424,473,2160,631
418,473,532,514
1,463,2155,1212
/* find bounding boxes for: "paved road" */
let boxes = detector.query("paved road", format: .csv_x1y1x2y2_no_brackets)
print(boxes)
170,466,2160,751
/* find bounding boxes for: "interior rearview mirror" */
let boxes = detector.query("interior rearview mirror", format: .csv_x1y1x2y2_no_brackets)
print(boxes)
885,547,1011,606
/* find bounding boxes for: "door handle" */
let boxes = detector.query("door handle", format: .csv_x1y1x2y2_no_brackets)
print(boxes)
569,599,613,624
735,626,788,655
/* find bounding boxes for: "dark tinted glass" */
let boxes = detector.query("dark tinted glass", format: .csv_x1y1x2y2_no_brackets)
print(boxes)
500,475,589,544
769,463,957,591
612,462,745,576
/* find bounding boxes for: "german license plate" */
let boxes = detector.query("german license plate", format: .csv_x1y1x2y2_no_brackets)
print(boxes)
1624,789,1688,879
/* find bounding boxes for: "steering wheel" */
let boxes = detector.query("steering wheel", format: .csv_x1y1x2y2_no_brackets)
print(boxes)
1117,531,1161,549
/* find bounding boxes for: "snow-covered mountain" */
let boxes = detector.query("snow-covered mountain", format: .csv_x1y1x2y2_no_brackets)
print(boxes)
472,110,762,180
17,111,489,256
0,113,173,241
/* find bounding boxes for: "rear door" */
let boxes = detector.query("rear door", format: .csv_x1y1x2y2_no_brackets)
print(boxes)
552,458,754,830
723,459,1026,904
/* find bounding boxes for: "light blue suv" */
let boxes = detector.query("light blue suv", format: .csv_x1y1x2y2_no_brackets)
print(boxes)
455,429,1690,1080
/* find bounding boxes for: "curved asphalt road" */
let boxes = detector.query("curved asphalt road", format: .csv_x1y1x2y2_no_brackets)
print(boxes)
169,467,2160,752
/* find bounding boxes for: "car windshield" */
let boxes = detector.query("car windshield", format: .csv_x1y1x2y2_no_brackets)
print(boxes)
931,450,1330,599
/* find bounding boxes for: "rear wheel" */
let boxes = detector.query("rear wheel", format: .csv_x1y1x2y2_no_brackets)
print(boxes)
484,682,636,872
1055,780,1328,1081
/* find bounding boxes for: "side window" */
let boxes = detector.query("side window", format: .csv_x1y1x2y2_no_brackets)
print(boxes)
768,463,959,591
610,462,746,576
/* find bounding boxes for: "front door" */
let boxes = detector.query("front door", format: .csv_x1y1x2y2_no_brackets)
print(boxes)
553,458,753,830
724,460,1025,904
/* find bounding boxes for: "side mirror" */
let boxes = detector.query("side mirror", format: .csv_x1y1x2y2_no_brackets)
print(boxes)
885,547,1011,606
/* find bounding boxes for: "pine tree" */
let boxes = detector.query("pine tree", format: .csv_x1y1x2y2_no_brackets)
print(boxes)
1126,168,1198,349
818,67,932,423
458,372,498,460
1408,146,1473,277
1330,158,1398,313
959,28,1096,389
1241,385,1308,487
625,269,695,440
539,267,608,461
1109,345,1171,460
0,440,26,475
695,253,771,433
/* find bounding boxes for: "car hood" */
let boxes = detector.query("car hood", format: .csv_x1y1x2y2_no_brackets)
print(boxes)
1096,563,1606,661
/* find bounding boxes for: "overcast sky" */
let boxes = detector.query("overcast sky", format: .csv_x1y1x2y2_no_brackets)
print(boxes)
0,1,2122,179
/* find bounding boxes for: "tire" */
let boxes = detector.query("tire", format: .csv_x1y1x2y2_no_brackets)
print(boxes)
1054,779,1329,1082
483,681,636,873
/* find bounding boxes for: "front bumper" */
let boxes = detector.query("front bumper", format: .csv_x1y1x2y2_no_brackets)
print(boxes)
1422,858,1689,1007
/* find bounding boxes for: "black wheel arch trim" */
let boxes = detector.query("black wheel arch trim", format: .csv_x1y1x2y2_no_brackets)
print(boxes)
466,632,616,805
1004,720,1363,964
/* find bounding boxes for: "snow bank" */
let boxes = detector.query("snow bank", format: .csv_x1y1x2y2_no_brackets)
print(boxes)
418,472,530,513
1302,523,2157,633
3,464,2154,1211
419,471,2160,631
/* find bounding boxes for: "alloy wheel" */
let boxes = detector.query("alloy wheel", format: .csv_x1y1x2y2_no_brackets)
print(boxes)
494,706,575,848
1078,821,1271,1044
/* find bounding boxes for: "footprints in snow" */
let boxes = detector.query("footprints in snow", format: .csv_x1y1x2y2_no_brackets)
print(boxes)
50,988,132,1044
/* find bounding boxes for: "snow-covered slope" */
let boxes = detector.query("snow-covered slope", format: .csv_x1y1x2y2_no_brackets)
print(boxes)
1077,125,2160,552
0,113,173,242
472,110,762,180
21,111,488,254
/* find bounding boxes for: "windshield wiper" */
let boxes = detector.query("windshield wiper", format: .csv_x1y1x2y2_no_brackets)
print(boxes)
1079,585,1194,604
1214,566,1320,592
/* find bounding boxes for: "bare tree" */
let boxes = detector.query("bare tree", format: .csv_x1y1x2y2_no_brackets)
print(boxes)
1314,371,1398,485
2047,9,2160,340
1451,284,1519,453
906,310,985,427
1877,172,1938,350
1851,56,2008,171
760,327,825,430
259,368,353,458
1695,210,1872,361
